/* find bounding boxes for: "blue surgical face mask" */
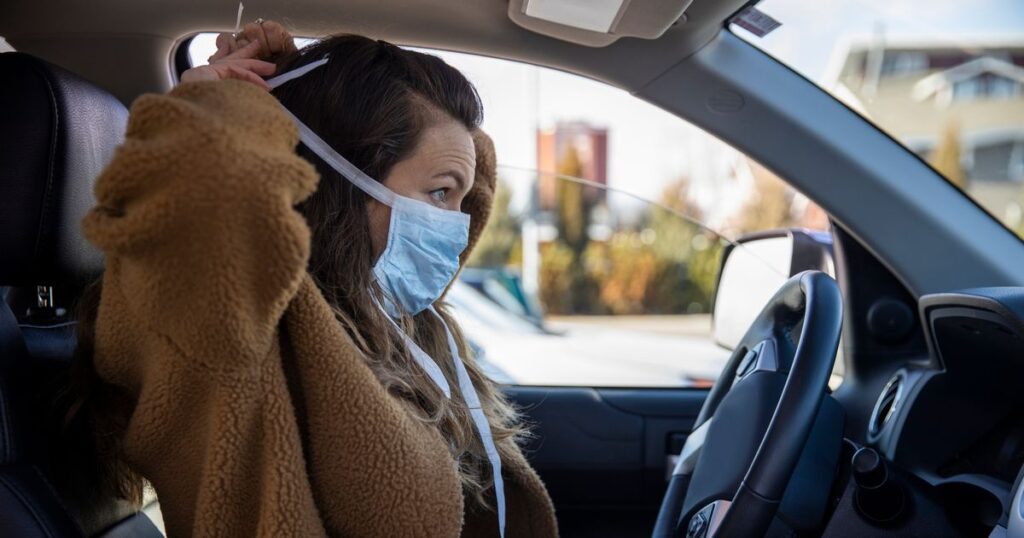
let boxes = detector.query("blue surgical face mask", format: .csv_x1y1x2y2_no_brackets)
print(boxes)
268,59,469,316
372,194,469,316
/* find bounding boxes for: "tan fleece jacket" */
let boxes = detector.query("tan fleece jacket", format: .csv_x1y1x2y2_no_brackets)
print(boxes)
82,80,558,537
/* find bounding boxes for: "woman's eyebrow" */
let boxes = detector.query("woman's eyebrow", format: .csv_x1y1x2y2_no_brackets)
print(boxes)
433,170,469,192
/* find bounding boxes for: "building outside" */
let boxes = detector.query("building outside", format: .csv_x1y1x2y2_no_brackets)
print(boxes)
827,36,1024,230
536,121,609,210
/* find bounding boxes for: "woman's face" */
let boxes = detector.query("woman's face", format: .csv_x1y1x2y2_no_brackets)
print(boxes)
368,117,476,258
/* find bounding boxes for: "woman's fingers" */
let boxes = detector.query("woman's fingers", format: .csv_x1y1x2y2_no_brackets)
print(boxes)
208,20,296,64
209,32,238,62
223,39,263,61
239,22,267,53
222,64,271,91
234,20,297,60
181,59,274,91
184,19,292,89
260,21,298,56
179,65,219,84
230,59,278,77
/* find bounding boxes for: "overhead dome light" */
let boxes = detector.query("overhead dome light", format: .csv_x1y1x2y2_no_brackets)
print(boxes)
509,0,693,47
523,0,626,33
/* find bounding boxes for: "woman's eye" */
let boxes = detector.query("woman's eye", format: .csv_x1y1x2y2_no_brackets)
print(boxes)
429,188,448,203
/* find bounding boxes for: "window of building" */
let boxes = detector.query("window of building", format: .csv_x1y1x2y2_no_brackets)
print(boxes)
881,52,928,76
953,73,1022,103
973,140,1017,182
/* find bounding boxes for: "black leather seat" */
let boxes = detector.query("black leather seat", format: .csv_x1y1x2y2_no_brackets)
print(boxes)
0,52,163,537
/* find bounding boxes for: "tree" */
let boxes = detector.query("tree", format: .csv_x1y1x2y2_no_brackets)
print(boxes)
587,238,658,314
685,237,723,312
930,120,967,189
737,160,794,233
650,178,720,313
538,241,578,314
581,177,722,315
467,179,521,268
650,178,701,263
554,146,591,258
547,145,602,314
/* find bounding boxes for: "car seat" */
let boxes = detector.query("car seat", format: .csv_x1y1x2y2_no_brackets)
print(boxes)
0,51,163,537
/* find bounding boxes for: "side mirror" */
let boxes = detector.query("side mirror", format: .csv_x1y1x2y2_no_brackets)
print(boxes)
712,229,834,349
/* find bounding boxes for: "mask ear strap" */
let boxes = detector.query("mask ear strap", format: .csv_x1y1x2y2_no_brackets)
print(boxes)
266,56,329,88
428,306,506,538
266,57,398,207
282,109,398,207
371,296,452,398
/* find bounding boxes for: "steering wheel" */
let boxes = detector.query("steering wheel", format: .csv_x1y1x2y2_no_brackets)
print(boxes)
653,271,843,537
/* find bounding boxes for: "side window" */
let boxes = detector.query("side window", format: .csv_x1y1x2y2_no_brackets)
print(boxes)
183,36,833,388
425,50,831,388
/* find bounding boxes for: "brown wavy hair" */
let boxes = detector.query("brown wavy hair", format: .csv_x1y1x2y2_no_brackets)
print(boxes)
61,35,524,513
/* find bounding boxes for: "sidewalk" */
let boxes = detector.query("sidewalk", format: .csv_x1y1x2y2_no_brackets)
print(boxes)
545,314,713,338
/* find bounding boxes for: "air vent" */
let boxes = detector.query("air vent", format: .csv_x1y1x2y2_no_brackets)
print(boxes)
869,373,905,439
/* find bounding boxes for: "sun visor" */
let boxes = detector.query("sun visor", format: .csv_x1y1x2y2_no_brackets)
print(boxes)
509,0,693,47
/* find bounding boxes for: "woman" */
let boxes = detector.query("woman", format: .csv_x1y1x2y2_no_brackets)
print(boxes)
74,20,558,537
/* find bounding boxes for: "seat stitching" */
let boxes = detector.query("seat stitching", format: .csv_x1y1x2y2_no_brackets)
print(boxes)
30,59,63,274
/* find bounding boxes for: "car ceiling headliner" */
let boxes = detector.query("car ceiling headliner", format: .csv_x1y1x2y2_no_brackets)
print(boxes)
2,0,746,104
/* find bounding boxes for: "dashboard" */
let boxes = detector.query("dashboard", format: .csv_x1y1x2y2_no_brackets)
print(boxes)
865,288,1024,536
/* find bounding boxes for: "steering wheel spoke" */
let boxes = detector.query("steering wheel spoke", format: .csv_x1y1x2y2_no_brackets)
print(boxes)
673,418,713,477
734,339,780,382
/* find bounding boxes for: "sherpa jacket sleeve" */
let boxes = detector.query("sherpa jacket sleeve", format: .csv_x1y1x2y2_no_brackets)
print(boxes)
82,80,329,537
85,80,318,370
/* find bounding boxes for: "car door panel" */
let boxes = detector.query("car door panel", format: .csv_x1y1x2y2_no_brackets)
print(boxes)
504,386,707,537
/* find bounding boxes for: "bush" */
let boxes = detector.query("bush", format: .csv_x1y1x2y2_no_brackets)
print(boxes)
535,229,722,316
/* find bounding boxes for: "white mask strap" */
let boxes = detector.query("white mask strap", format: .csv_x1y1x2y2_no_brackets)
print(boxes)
265,56,329,88
284,109,399,207
428,306,506,538
266,57,399,207
371,297,452,398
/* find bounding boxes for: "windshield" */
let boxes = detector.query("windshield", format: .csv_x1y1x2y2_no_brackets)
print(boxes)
732,1,1024,238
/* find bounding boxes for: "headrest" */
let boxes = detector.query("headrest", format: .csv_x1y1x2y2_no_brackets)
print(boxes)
0,53,127,287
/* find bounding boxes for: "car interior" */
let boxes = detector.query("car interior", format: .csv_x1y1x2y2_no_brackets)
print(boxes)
3,0,1024,537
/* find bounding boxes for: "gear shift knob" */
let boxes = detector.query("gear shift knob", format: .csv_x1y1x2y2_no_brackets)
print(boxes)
852,447,906,524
